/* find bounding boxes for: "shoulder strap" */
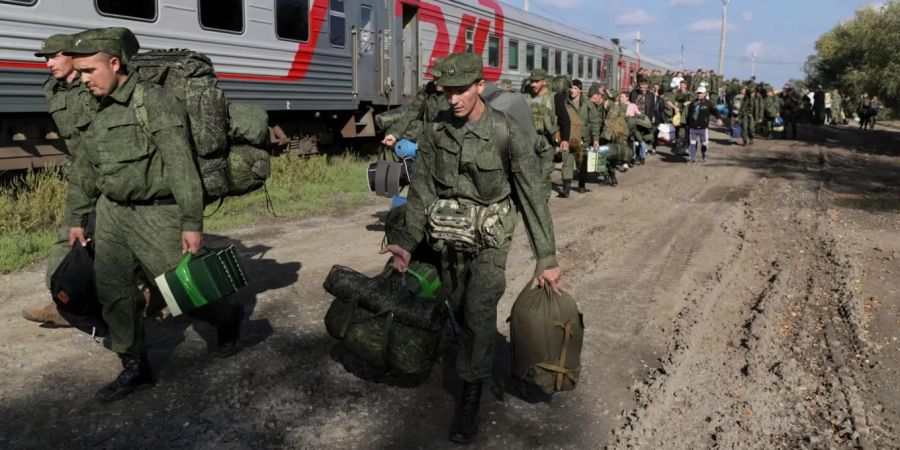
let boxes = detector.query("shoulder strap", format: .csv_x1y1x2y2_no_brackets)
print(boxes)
132,82,151,135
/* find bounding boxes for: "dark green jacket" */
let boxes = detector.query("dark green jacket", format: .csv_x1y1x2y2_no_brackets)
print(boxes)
386,85,447,141
394,105,558,272
65,75,205,231
584,101,606,144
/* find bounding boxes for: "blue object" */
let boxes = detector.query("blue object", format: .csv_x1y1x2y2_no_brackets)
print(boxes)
716,104,730,117
732,123,742,138
390,195,407,209
773,117,784,126
394,139,417,159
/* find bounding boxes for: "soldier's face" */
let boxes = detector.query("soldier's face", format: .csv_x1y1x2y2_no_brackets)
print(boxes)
443,80,485,120
591,93,602,105
73,53,122,97
569,85,581,98
44,52,75,80
530,79,545,94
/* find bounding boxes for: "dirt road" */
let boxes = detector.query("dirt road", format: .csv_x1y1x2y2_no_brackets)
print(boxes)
1,125,898,449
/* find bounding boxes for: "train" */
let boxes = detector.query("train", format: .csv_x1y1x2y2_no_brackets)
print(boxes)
0,0,673,170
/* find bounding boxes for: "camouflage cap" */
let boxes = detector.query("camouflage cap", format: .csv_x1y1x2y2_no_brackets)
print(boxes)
64,27,140,64
529,68,549,81
35,34,75,57
427,57,444,78
432,52,483,87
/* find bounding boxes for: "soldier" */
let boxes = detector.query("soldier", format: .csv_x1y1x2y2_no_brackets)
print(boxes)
63,27,242,402
380,52,561,445
21,33,98,328
779,85,801,139
585,83,607,148
735,86,756,146
672,79,694,141
563,79,591,194
831,89,843,126
381,79,447,148
628,77,661,162
526,68,569,196
499,78,513,92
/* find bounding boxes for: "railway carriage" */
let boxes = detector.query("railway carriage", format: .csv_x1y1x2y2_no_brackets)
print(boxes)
0,0,672,169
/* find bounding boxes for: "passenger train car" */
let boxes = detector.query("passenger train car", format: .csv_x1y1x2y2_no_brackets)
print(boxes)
0,0,673,169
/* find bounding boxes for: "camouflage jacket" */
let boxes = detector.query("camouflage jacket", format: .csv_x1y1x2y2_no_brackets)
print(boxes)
565,96,592,144
42,75,96,154
386,85,447,141
584,100,606,144
394,105,558,272
65,75,205,231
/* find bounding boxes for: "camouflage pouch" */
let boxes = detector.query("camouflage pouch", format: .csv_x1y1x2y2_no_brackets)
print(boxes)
474,200,511,249
426,199,479,252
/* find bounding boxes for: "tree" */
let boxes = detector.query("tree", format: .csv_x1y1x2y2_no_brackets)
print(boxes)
805,1,900,115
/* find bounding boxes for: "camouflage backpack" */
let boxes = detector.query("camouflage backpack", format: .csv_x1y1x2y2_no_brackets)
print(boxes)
131,49,270,202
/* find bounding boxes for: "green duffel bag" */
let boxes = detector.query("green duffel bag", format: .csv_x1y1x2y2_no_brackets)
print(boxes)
227,102,270,147
323,263,447,375
226,144,270,196
509,281,584,395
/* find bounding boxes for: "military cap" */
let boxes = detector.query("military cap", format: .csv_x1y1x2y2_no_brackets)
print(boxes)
571,79,583,89
588,83,601,96
35,34,75,57
64,27,140,64
432,52,483,87
529,68,549,81
427,57,444,78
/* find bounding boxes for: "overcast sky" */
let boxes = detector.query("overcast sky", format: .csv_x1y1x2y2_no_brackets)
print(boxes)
503,0,887,86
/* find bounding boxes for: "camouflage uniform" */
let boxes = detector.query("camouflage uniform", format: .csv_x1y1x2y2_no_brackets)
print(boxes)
524,69,559,196
563,89,591,189
390,53,558,382
64,29,233,358
35,34,99,289
585,84,606,145
384,82,448,143
736,92,755,145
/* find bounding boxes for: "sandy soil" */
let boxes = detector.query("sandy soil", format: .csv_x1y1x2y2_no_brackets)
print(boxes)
1,124,898,449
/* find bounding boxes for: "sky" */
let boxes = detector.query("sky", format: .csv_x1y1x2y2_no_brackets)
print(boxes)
502,0,887,86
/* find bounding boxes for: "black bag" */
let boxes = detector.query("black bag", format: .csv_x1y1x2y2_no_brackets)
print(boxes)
671,138,689,156
50,244,108,337
323,263,447,374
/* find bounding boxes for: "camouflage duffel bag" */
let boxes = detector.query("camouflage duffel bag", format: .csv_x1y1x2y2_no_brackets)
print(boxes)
323,263,447,374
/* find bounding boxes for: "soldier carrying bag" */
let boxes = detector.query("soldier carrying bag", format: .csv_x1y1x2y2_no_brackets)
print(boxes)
508,280,584,394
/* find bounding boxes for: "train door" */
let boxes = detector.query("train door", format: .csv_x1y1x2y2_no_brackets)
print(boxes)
400,5,419,99
354,2,382,102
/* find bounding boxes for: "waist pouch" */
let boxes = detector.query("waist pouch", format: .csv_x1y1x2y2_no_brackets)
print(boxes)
426,199,510,252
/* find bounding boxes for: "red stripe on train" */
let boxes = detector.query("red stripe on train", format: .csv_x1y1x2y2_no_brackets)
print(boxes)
0,61,45,70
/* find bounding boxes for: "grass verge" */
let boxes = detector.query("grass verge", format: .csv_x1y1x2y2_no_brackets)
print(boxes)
0,154,372,274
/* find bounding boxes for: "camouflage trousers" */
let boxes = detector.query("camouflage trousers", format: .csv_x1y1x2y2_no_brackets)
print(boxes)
560,140,587,186
741,116,755,144
94,196,232,355
442,243,511,382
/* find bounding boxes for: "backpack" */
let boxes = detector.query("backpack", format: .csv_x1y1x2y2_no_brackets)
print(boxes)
508,281,584,394
131,49,270,202
50,243,109,337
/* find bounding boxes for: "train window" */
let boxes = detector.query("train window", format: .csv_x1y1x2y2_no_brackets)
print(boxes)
554,50,562,76
540,47,548,72
465,29,474,53
359,5,375,54
96,0,156,21
525,44,535,71
587,58,593,79
508,40,519,71
487,35,500,68
578,55,584,79
566,53,573,76
1,0,37,5
329,0,346,47
276,0,310,42
199,0,243,33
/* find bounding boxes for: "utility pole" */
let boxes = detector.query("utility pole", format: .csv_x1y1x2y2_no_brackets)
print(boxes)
524,0,529,12
718,0,729,75
751,52,757,77
634,30,645,70
680,43,685,70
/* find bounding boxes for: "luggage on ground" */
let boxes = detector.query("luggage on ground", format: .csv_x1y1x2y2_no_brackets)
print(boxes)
508,281,584,394
50,243,109,336
323,263,447,374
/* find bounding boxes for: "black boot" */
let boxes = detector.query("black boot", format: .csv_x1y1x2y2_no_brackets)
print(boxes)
449,380,483,444
212,304,244,358
557,180,571,198
608,169,618,187
95,354,153,403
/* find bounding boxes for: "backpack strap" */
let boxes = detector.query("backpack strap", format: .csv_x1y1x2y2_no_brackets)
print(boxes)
132,82,151,134
489,106,512,177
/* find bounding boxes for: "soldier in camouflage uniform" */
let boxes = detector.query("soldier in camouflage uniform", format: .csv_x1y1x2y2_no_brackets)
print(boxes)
735,86,756,146
585,83,606,148
525,68,568,197
63,28,242,403
22,33,98,327
381,52,561,445
381,79,448,148
563,80,592,194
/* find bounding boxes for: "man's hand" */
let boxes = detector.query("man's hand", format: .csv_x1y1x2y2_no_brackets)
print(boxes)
68,227,88,247
181,231,204,255
380,244,412,272
593,140,600,148
537,267,562,294
381,134,398,147
559,140,570,152
716,119,724,127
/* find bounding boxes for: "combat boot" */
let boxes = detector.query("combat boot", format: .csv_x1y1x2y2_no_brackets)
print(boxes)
95,354,154,403
21,303,71,327
211,305,244,358
448,380,483,444
557,180,571,198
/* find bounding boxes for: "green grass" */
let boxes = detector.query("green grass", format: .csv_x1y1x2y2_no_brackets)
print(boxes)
0,154,372,273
